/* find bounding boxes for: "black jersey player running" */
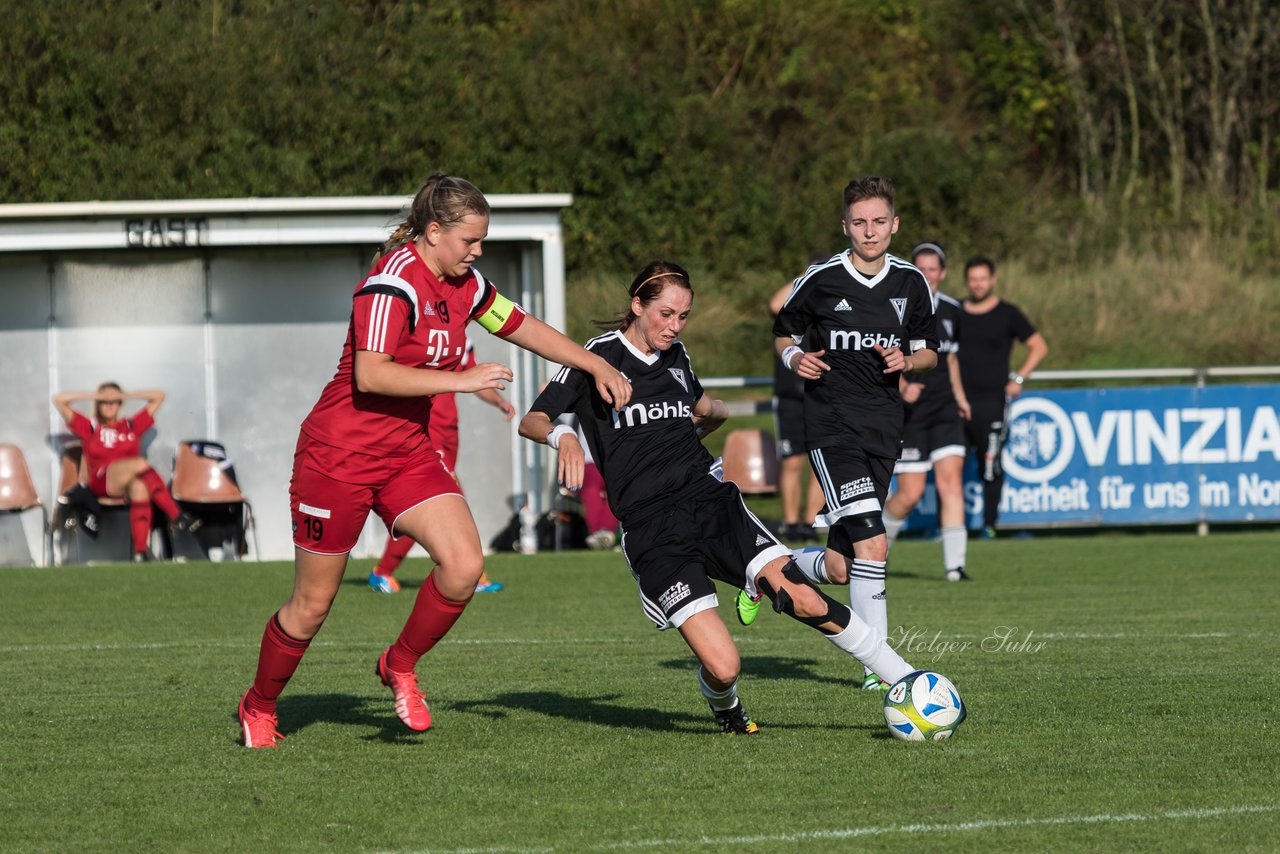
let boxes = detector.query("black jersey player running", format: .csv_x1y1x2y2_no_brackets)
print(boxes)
519,260,920,734
882,242,973,581
771,176,939,691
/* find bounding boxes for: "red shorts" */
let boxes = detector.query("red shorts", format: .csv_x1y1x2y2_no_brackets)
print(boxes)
85,463,111,498
428,394,460,471
428,423,459,471
290,433,463,555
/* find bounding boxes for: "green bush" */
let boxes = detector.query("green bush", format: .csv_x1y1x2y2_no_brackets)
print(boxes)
1,0,1276,373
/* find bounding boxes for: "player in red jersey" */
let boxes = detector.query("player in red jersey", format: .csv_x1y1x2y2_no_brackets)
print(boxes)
53,382,200,561
237,174,632,748
367,335,516,595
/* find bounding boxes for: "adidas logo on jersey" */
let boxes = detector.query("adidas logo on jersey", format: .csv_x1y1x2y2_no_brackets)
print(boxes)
834,299,853,311
828,329,901,351
755,534,771,547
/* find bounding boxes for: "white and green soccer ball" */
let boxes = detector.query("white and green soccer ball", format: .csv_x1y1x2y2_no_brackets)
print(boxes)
883,670,966,741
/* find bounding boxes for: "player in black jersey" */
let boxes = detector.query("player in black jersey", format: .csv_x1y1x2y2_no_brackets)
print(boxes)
773,177,939,690
957,256,1049,537
882,242,974,581
770,256,828,544
519,260,919,734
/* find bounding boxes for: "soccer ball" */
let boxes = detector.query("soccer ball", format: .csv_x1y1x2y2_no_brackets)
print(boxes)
883,670,966,741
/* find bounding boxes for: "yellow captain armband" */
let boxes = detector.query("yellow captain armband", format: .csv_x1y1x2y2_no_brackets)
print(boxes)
476,291,520,334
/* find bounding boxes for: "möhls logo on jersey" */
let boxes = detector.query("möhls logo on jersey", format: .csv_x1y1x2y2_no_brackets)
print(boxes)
1003,397,1076,483
611,398,693,429
827,329,901,351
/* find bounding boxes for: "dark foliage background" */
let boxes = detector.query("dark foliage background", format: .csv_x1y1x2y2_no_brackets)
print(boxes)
2,0,1276,371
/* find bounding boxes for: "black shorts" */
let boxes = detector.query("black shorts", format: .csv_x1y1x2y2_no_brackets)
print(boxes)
773,396,806,459
620,478,791,630
808,445,896,527
897,414,966,473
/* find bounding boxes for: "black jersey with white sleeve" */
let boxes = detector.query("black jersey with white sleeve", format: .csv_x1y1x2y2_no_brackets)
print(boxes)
529,331,714,525
773,251,939,457
904,291,962,423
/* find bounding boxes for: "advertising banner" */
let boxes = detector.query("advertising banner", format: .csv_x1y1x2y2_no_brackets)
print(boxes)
903,383,1280,530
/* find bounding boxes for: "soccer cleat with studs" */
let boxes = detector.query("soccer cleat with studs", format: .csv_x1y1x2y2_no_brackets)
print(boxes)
946,568,974,582
474,572,503,593
376,648,432,731
735,588,762,626
367,571,401,594
712,701,760,735
861,674,891,691
238,692,283,749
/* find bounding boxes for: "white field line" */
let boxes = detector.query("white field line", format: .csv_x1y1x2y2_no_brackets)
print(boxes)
0,630,1266,655
395,804,1278,854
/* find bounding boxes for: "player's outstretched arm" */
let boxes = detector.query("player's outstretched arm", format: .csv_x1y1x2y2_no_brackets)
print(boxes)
504,316,631,410
354,350,512,397
518,411,585,490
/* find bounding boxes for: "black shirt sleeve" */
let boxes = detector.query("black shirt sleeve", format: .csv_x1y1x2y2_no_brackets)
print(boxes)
529,366,591,422
1006,303,1037,342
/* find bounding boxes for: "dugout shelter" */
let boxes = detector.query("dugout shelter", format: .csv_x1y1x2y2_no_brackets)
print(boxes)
0,195,568,564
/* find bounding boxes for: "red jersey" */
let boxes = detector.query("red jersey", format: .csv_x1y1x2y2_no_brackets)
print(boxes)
301,243,525,457
69,409,154,470
426,337,475,444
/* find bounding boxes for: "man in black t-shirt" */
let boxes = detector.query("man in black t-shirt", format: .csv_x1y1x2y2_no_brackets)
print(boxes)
957,256,1049,537
772,176,939,690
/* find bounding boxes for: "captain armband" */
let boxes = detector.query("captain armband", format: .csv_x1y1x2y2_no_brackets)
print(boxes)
476,291,526,336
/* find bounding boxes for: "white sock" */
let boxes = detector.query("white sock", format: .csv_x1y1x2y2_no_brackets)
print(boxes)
941,525,967,572
883,510,906,548
697,667,740,712
827,616,911,685
850,558,888,677
789,547,829,584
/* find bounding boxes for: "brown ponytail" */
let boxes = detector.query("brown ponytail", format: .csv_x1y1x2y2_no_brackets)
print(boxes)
378,173,490,259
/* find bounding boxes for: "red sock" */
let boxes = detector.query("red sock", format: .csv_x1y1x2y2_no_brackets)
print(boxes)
128,500,152,553
138,468,181,520
374,535,415,577
385,572,470,673
243,613,311,714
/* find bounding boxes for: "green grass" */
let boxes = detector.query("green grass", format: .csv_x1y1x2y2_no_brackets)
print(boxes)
2,531,1278,852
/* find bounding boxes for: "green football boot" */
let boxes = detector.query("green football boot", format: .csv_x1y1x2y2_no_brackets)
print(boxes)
735,588,762,626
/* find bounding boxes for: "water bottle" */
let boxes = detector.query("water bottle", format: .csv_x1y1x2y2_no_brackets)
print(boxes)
518,504,538,554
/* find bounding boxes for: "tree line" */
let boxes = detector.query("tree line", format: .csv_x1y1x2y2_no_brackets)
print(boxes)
1,0,1275,279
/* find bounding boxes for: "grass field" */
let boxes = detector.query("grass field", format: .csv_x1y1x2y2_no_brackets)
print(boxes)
2,530,1278,852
